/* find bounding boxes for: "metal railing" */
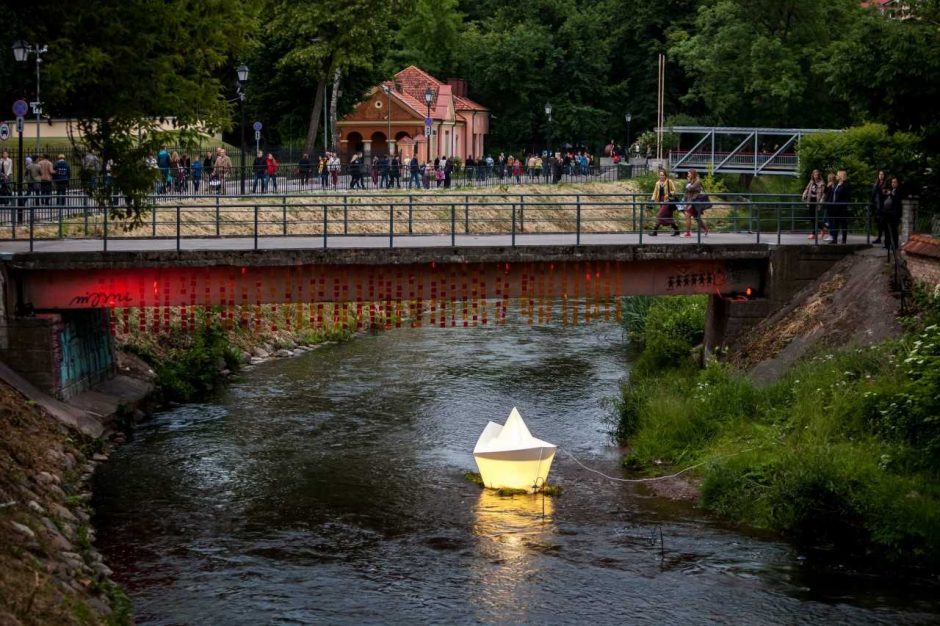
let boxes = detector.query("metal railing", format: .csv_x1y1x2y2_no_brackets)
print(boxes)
0,163,625,201
2,191,876,252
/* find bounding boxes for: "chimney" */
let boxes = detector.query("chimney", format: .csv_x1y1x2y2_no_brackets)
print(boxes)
447,78,467,98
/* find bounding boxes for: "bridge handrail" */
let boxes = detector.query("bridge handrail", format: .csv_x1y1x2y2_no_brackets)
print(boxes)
1,191,877,253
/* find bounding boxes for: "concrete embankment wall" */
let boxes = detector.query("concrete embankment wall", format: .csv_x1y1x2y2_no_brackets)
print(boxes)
0,309,113,400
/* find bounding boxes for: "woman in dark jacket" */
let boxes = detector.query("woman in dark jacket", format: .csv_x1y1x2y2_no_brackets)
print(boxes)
882,176,902,250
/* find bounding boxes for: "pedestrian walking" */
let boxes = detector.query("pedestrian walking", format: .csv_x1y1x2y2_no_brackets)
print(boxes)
802,169,828,240
265,152,279,193
649,169,679,236
871,170,887,244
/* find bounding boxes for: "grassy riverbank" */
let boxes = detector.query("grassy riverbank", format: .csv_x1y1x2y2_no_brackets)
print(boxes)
613,290,940,567
116,304,365,403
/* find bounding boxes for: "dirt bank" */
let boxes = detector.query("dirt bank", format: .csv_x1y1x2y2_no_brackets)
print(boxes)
731,247,905,383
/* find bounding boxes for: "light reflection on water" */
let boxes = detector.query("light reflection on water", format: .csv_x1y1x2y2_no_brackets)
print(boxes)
92,319,940,625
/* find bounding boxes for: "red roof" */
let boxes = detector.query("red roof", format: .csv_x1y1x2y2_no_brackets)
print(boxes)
393,66,488,117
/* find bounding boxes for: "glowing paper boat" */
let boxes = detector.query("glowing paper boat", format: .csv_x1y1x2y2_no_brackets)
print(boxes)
473,408,556,492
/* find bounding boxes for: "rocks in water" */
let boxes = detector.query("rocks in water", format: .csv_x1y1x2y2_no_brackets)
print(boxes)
251,346,270,358
274,349,292,358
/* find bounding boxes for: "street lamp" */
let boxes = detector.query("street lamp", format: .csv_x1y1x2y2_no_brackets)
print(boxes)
544,103,552,158
383,84,392,155
424,87,435,162
236,63,249,195
12,40,47,154
625,112,632,155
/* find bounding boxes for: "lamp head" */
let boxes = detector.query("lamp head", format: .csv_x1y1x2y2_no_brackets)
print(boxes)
544,103,552,117
626,112,632,123
424,87,434,105
12,40,29,63
236,63,249,83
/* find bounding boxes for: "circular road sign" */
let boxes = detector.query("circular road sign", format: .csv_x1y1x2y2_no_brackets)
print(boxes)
13,100,28,117
0,123,9,141
424,117,433,127
252,121,263,132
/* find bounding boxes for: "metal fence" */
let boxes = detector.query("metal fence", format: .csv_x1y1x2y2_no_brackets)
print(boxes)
3,191,877,252
0,163,629,202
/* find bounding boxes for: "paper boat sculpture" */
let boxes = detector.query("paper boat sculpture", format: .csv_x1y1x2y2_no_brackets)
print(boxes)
473,408,556,492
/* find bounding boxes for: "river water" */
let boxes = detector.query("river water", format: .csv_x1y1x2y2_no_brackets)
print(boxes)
93,319,940,625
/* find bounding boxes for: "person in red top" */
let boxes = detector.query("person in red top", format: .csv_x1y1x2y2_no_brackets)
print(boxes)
265,153,279,193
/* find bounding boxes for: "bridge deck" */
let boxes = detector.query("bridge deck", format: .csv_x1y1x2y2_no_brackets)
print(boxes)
0,232,869,260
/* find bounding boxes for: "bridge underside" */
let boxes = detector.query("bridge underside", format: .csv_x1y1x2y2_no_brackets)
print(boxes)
16,258,763,330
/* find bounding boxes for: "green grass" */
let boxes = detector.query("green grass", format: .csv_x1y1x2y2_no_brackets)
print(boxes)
613,296,940,566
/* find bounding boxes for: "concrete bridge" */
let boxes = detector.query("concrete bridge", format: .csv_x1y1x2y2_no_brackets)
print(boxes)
0,240,865,401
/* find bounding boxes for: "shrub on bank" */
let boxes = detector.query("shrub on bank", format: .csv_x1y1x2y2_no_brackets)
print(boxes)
614,295,940,566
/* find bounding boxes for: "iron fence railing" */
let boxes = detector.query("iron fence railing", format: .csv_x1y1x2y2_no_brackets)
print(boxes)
2,191,877,252
0,163,626,200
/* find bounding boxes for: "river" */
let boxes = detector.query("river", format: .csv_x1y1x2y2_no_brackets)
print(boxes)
93,319,940,624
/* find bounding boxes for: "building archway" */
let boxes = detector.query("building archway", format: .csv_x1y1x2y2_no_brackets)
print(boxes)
371,131,388,157
344,132,363,161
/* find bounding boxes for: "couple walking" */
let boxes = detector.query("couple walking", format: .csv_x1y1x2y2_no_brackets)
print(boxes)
649,169,709,237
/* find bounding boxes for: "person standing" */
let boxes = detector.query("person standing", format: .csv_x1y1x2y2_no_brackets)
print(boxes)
298,153,312,188
213,148,233,194
871,170,887,244
251,150,266,193
27,155,42,209
156,146,170,193
390,154,401,188
649,169,679,236
802,169,828,240
265,152,279,193
329,152,341,188
0,151,12,206
443,156,453,188
378,154,390,188
53,153,71,208
409,153,420,189
37,154,54,206
883,176,902,251
829,169,851,244
191,155,203,193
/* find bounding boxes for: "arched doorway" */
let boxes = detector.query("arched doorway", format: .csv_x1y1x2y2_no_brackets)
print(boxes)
371,131,388,157
344,131,363,162
395,132,413,161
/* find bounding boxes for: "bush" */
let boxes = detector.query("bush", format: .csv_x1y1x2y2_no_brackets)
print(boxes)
797,123,922,197
153,323,241,402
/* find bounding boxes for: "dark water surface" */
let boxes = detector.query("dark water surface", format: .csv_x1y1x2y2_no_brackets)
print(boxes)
93,321,940,625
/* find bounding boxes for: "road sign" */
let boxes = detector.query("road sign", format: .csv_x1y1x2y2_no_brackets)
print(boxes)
16,116,24,133
252,121,263,132
424,117,432,127
0,123,9,141
254,130,261,141
424,126,432,137
12,100,28,117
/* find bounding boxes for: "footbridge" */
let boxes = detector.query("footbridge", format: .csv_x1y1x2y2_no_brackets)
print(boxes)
665,127,838,176
0,191,872,400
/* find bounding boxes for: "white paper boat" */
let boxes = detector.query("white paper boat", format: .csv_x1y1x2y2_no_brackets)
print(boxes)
473,407,556,492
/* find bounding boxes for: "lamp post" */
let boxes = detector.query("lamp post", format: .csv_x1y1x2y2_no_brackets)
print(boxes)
625,112,632,155
424,87,434,163
383,84,392,155
544,103,552,158
236,63,249,195
12,40,46,155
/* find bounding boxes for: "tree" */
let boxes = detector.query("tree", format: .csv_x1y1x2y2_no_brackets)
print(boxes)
10,0,258,220
669,0,858,127
257,0,391,156
386,0,464,77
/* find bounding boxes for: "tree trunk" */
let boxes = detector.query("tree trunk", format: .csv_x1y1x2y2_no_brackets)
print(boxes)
303,80,326,157
329,68,341,153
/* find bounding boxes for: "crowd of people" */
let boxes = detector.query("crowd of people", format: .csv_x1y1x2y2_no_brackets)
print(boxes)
801,168,903,249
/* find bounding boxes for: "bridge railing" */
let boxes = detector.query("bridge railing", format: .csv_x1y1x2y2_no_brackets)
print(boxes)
2,191,874,251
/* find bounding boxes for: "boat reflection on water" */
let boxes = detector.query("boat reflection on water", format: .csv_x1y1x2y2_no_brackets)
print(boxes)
469,490,557,621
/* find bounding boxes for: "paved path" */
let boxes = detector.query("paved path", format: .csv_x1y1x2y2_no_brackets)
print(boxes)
0,232,871,255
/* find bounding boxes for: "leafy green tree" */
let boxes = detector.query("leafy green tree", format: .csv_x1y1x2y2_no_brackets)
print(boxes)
670,0,858,127
387,0,464,77
798,124,922,196
10,0,258,220
256,0,391,156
